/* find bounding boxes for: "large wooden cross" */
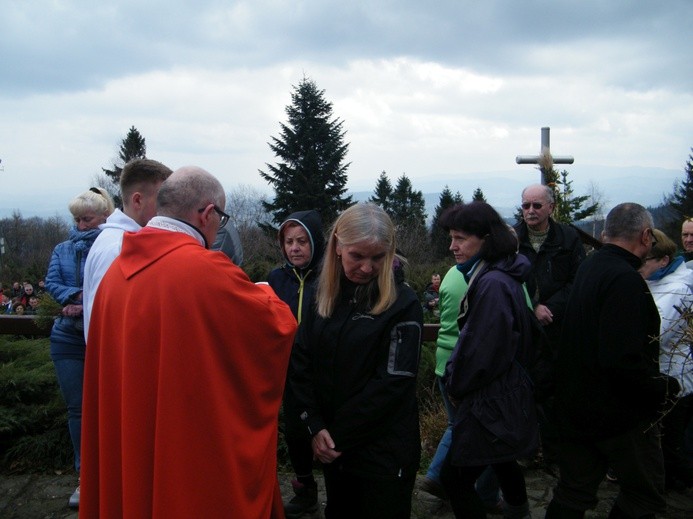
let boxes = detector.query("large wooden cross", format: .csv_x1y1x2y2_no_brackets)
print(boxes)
516,127,574,185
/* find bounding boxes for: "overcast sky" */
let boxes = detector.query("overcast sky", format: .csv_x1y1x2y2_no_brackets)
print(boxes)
1,0,692,220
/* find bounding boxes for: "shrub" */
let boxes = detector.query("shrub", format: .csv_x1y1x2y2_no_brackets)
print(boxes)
0,337,73,473
0,338,448,475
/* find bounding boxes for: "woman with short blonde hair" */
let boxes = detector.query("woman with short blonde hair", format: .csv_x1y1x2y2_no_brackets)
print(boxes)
46,187,114,509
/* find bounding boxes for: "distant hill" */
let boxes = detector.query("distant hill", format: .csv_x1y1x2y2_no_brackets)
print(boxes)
0,164,681,223
351,164,681,222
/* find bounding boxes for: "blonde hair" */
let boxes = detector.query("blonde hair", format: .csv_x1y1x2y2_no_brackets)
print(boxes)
68,187,115,218
316,203,397,317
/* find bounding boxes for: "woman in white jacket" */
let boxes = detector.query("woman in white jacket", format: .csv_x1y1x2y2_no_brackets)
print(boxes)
640,229,693,491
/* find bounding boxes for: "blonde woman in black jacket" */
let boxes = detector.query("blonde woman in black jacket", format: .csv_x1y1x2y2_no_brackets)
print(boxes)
289,203,423,519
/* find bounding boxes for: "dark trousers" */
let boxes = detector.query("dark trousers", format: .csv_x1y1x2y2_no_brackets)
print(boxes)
322,463,415,519
661,393,693,489
537,398,560,464
548,422,666,517
283,384,316,481
440,454,528,519
286,436,314,478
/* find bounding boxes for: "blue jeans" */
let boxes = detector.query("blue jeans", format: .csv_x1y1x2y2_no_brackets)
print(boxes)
426,377,455,482
53,358,84,473
426,377,500,506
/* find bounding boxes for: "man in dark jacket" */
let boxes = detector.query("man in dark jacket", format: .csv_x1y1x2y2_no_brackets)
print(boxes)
515,184,585,467
515,184,585,345
545,203,680,519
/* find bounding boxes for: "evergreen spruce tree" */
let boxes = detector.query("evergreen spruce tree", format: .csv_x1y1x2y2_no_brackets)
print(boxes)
369,171,393,214
670,148,693,218
260,78,352,227
102,126,146,208
550,169,598,224
390,174,427,230
472,187,487,202
430,185,462,260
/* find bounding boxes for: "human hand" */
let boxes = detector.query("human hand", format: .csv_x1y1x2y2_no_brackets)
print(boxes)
311,429,342,464
62,304,83,317
534,304,553,325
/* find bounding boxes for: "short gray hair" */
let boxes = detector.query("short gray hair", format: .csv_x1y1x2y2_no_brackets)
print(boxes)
521,184,555,204
603,203,653,241
157,166,225,219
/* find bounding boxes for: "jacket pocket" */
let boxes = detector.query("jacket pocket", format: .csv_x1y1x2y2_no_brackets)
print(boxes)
387,321,421,377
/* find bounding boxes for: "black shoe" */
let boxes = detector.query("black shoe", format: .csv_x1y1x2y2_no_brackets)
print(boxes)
284,479,318,518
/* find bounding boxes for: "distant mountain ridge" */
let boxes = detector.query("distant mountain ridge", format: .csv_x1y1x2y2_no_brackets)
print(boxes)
0,165,682,222
351,164,681,221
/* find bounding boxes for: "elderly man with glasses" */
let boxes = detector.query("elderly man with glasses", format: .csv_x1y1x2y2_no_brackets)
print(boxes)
514,183,587,469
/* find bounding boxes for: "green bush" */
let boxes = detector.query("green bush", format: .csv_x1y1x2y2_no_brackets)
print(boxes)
0,337,73,473
0,337,448,475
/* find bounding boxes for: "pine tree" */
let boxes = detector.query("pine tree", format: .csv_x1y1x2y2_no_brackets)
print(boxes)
430,186,462,260
549,169,598,224
670,149,693,219
472,187,487,202
260,78,352,227
101,126,147,208
390,174,427,229
369,171,393,214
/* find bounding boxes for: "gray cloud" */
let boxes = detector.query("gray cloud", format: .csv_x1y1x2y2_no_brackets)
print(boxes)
3,1,691,96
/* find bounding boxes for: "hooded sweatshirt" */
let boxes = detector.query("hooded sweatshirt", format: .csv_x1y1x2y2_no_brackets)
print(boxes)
267,210,325,323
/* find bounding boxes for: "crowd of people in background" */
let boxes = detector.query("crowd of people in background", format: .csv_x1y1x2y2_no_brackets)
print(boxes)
1,280,45,315
2,161,693,518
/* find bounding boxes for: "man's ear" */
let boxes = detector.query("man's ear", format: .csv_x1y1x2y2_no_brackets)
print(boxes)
131,192,142,208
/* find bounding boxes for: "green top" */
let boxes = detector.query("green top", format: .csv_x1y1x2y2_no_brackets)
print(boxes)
434,265,468,377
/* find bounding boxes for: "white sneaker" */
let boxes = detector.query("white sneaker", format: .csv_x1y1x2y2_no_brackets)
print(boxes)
68,486,80,508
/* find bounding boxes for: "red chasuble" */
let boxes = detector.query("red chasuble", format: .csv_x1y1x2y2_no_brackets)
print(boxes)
80,228,296,518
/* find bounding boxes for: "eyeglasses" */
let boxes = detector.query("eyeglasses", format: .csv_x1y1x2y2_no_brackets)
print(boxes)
198,204,230,227
521,202,544,210
648,229,658,247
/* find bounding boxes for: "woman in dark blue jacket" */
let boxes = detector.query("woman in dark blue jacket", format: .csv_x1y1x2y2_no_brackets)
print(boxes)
46,187,113,508
289,203,423,519
268,209,325,517
439,202,539,519
268,210,325,323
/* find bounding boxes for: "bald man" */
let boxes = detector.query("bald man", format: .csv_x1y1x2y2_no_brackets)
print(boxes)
80,166,296,518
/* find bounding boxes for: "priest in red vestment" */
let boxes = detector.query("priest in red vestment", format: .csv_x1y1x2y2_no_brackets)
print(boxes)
80,166,297,519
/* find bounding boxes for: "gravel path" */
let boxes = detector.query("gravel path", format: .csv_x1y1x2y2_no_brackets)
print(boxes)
1,469,690,518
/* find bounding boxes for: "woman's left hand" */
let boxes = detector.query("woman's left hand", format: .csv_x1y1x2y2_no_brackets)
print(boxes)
62,304,83,317
311,429,342,464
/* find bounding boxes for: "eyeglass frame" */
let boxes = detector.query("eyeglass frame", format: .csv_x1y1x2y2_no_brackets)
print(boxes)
198,204,230,228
